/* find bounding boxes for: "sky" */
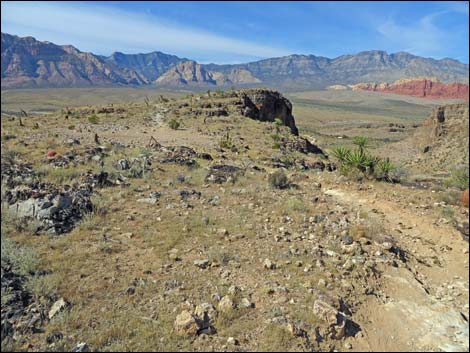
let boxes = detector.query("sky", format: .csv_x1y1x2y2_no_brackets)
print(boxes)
1,1,469,64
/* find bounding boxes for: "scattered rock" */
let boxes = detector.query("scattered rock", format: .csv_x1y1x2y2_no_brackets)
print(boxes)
71,342,90,352
218,296,234,313
194,259,210,269
174,311,200,336
205,165,243,184
48,298,68,319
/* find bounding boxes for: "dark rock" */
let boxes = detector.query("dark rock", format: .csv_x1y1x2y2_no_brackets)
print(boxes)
46,331,63,344
282,136,325,154
205,165,243,183
239,89,299,135
71,343,90,352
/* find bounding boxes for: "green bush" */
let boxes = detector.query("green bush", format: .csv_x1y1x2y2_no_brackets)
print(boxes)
169,118,180,130
332,136,400,182
219,131,236,151
445,166,469,190
88,115,99,124
332,146,351,163
1,236,39,276
352,136,370,153
269,170,289,189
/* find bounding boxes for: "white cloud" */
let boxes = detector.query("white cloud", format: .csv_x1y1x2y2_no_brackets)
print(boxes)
1,1,291,62
377,15,441,56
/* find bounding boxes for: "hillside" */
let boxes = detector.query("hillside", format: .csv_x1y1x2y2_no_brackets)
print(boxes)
375,102,469,175
2,33,469,89
1,89,468,352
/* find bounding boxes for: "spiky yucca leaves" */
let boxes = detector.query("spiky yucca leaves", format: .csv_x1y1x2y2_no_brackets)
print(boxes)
345,149,370,172
332,146,352,163
352,136,370,153
375,158,395,181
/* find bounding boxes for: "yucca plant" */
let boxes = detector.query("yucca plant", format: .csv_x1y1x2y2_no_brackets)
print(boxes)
346,149,369,172
352,136,370,153
375,158,395,182
332,146,352,163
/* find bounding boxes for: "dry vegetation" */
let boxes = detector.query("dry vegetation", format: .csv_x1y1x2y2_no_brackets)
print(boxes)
1,88,468,352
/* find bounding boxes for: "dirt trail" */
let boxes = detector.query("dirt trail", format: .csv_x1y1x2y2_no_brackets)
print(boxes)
324,188,469,352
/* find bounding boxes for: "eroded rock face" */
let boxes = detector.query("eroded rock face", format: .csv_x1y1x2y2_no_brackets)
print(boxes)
239,89,299,135
352,78,469,100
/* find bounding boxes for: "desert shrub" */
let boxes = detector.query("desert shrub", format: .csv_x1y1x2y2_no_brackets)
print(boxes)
270,133,281,142
332,136,399,182
88,115,99,124
332,146,351,163
168,118,180,130
352,136,370,153
40,167,84,184
269,170,289,189
219,131,236,151
26,273,62,299
349,215,388,243
445,166,469,190
67,124,75,130
374,158,395,182
439,190,462,205
1,236,39,276
285,197,306,212
272,142,281,149
441,207,455,220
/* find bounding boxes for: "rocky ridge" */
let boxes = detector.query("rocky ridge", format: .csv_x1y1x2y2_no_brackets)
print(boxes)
2,33,469,89
352,77,469,100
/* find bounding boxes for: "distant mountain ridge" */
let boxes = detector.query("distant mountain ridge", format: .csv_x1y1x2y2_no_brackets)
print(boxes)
2,32,469,90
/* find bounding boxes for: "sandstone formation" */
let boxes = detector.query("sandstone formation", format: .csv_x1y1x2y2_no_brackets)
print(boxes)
352,78,469,100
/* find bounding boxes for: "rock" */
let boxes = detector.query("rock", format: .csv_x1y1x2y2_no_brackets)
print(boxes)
48,298,68,319
263,258,276,270
227,337,238,345
239,89,299,135
461,189,469,208
341,235,354,245
218,296,234,313
47,150,58,158
194,303,218,330
71,342,90,352
205,165,243,184
46,331,63,344
240,298,254,308
352,78,469,100
116,159,130,170
313,298,350,339
194,259,210,269
283,136,325,155
174,310,200,336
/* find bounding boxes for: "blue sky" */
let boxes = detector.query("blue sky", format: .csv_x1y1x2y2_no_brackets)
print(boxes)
2,1,469,64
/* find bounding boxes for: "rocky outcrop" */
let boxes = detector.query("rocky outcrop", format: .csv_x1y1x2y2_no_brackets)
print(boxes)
239,89,299,135
155,61,219,86
352,78,469,100
408,103,469,172
155,61,261,86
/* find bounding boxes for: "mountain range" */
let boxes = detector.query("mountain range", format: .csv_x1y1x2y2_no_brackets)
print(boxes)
2,32,469,90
